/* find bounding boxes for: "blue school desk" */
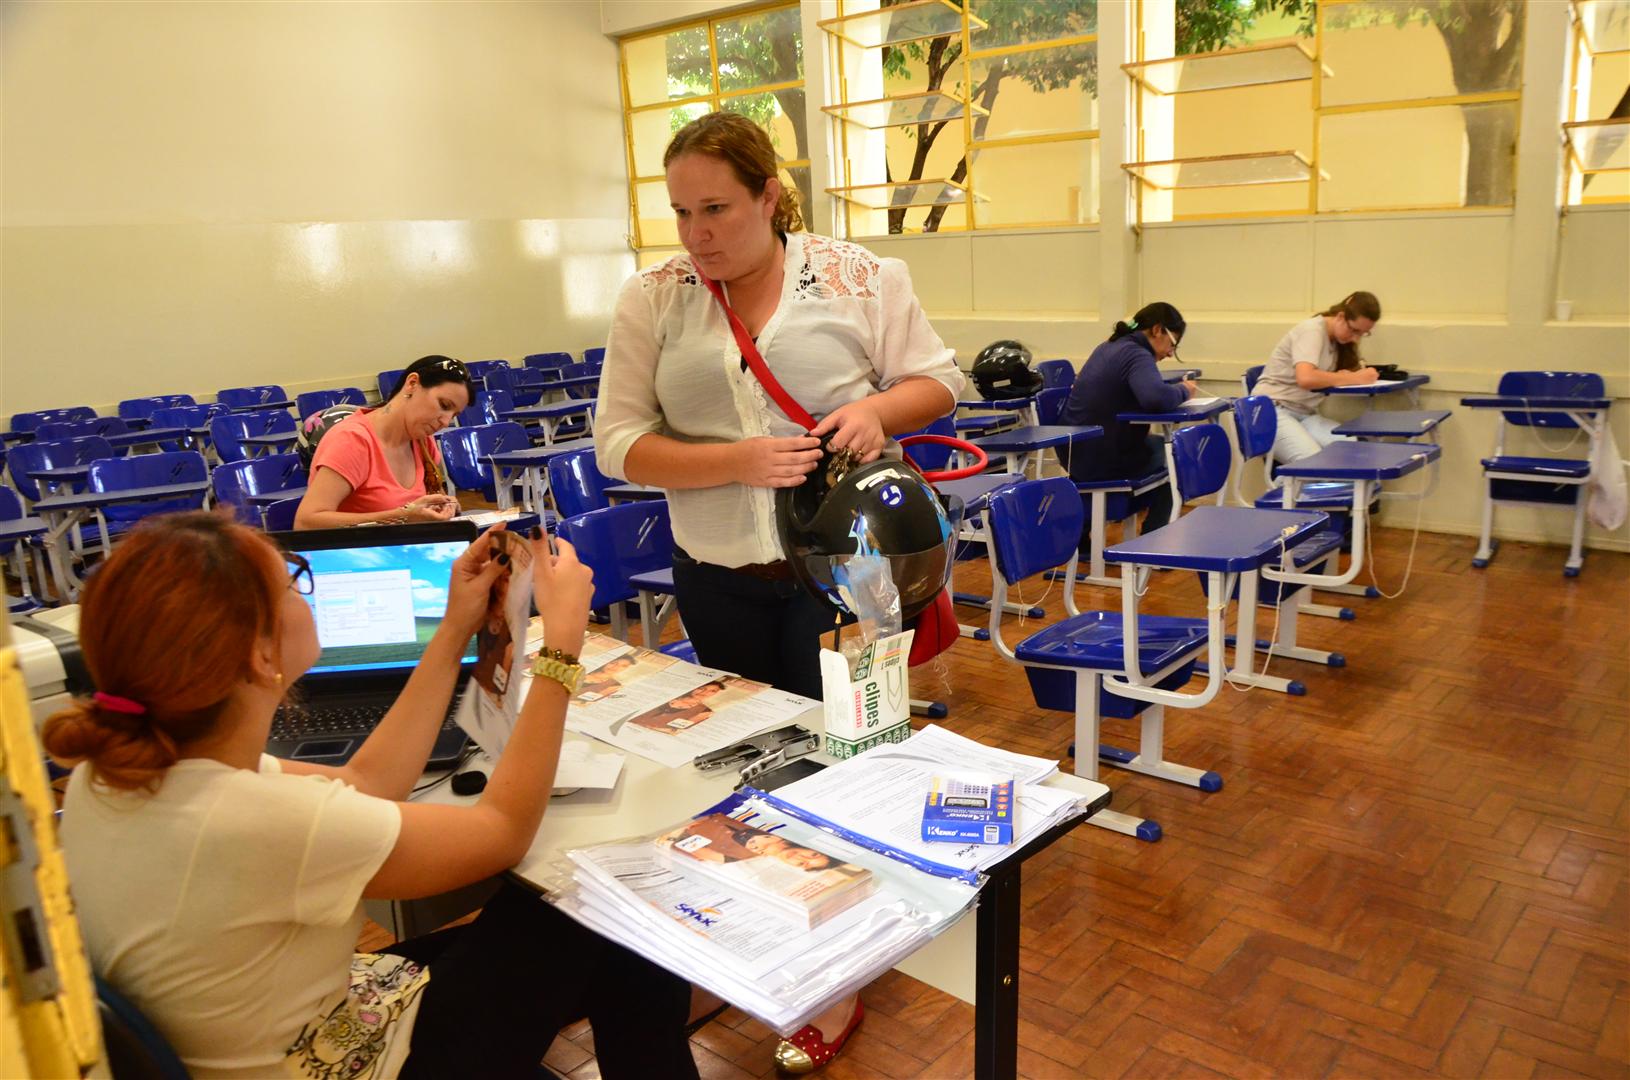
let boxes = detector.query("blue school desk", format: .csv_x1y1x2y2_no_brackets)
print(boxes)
30,480,211,599
935,472,1034,638
603,481,665,504
1332,410,1452,440
1116,396,1235,522
1160,367,1202,383
486,439,596,512
969,424,1101,479
1324,374,1431,408
502,400,596,445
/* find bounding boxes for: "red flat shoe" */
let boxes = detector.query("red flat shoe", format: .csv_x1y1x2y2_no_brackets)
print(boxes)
774,997,865,1074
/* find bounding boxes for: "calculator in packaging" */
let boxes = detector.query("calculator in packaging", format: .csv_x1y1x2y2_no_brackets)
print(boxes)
921,773,1016,845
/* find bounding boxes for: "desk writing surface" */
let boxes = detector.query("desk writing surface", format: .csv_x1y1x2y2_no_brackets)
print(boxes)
956,398,1033,412
247,486,307,505
0,518,46,542
1332,410,1452,437
1105,505,1327,572
486,439,596,465
1117,397,1231,424
1273,441,1440,481
1324,375,1429,396
971,424,1102,452
107,426,193,448
31,480,211,513
27,465,90,483
1460,395,1612,411
604,482,666,502
507,401,594,420
1161,368,1202,383
934,472,1023,511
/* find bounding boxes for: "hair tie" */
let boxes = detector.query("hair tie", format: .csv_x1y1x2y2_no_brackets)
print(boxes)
93,691,148,716
1126,317,1139,330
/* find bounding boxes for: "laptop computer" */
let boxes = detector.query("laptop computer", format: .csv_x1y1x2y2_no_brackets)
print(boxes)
266,521,479,768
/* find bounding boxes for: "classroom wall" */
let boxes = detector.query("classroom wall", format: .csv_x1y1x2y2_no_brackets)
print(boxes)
1,0,633,414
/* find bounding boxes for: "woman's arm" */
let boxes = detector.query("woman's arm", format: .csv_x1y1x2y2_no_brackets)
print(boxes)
364,533,595,900
810,376,957,462
1294,362,1378,390
621,431,823,489
294,466,457,529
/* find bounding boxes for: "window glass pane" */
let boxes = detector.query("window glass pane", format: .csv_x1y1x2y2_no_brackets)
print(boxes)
630,102,710,178
1322,2,1524,108
972,140,1098,225
846,199,969,238
969,0,1095,51
1578,170,1630,204
715,5,803,92
1171,181,1311,218
1319,101,1519,210
722,88,809,163
1171,80,1309,159
635,181,679,247
1586,51,1630,120
970,42,1098,140
1172,5,1311,56
624,26,713,108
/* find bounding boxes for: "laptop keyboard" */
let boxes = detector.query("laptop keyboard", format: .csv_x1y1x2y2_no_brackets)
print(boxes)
271,702,462,741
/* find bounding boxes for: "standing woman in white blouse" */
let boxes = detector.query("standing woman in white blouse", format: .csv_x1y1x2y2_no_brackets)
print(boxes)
596,112,964,701
595,111,964,1072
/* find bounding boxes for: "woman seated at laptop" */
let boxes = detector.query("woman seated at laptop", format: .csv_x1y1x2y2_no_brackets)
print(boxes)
295,354,469,529
43,512,699,1080
1057,301,1196,545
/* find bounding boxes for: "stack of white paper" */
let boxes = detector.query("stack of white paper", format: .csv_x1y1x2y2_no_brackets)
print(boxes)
556,726,1096,1034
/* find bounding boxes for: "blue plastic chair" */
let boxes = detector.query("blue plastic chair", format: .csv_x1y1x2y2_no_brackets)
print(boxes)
1232,396,1372,550
1243,365,1264,394
546,447,615,519
119,394,195,426
1034,387,1069,426
148,404,225,454
507,367,548,407
982,476,1217,842
210,411,297,464
582,347,606,368
378,369,406,401
1171,423,1346,690
467,360,511,384
296,387,366,419
6,436,115,505
557,362,599,400
213,453,306,526
524,351,573,371
557,500,675,641
1,487,47,612
435,422,531,502
96,975,191,1080
86,451,210,539
1474,371,1607,576
36,417,132,442
216,385,289,412
901,416,958,473
263,495,303,532
1036,359,1076,390
9,407,96,439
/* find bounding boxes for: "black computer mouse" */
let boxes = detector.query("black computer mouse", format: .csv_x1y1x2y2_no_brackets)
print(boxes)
451,769,488,796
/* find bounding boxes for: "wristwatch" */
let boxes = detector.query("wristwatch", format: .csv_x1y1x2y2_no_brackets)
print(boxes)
529,647,585,694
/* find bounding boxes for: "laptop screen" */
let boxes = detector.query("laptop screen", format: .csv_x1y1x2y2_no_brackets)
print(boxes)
290,537,479,676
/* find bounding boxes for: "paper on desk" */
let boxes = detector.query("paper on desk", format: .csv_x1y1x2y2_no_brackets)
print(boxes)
561,634,819,768
461,508,528,530
551,739,625,791
1186,396,1222,407
1369,379,1405,386
758,725,1085,876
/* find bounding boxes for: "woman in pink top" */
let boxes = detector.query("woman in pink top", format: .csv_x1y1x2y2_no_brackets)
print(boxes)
295,355,471,528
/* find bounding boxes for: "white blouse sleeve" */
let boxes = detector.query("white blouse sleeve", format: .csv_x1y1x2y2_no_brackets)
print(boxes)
595,274,666,481
872,257,965,409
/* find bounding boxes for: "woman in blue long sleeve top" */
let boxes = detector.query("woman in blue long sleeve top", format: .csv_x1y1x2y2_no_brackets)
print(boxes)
1058,301,1196,539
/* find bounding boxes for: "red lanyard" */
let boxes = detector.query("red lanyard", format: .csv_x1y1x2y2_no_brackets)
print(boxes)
698,272,818,432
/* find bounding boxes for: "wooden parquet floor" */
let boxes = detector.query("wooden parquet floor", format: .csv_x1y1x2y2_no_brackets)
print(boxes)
370,527,1630,1079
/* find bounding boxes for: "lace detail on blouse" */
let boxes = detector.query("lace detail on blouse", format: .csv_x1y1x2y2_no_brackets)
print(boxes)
641,253,701,290
793,234,880,301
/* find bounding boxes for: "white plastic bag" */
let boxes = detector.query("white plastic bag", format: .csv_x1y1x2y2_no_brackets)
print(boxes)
1587,425,1627,531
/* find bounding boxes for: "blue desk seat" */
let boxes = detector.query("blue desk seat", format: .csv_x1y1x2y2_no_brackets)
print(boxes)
1253,480,1359,510
1462,372,1608,576
982,477,1225,842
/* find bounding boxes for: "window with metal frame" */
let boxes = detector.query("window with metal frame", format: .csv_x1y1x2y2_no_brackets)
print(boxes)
618,2,809,264
822,0,1099,237
1128,0,1526,222
1564,0,1629,206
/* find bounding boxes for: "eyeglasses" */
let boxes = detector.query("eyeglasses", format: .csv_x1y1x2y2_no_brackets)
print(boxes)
1342,315,1373,339
286,551,314,595
427,358,471,379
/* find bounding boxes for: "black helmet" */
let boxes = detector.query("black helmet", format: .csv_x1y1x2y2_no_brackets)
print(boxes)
295,403,361,470
972,340,1042,401
776,450,964,622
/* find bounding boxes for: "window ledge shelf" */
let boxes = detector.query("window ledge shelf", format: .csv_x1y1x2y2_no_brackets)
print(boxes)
1122,38,1323,96
1124,151,1321,190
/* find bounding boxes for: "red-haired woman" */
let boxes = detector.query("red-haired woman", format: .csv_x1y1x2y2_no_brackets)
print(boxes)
43,512,699,1080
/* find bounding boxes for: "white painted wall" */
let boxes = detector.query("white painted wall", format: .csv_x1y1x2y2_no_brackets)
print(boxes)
2,0,632,413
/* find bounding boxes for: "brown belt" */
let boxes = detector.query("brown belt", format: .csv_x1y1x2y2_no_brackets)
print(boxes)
730,559,796,582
